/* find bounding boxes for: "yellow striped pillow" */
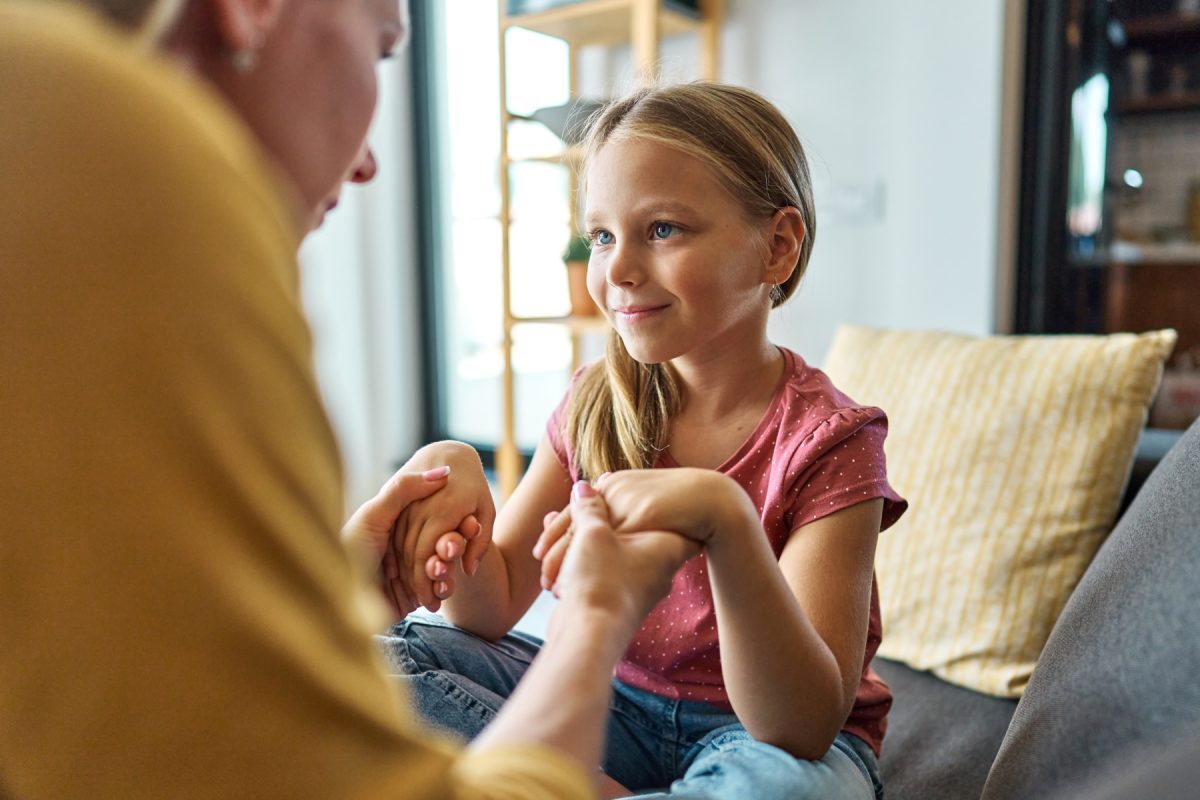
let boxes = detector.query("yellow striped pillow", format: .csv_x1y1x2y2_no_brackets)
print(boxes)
822,326,1176,697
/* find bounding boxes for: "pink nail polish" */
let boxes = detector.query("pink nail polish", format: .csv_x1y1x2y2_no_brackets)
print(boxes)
422,466,451,481
572,480,595,499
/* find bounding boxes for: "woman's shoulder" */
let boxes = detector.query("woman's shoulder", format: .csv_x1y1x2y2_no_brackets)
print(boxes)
3,2,300,246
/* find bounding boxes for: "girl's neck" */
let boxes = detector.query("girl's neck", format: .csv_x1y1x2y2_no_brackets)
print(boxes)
670,339,784,422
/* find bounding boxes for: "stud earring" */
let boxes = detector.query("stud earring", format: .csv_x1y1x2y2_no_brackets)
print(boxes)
230,32,264,74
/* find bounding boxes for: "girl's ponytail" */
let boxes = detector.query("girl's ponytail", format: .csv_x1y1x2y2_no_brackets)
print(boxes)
564,331,681,479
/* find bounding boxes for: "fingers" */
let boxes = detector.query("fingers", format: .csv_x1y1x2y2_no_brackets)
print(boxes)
383,511,420,618
540,528,572,591
460,514,492,578
381,567,418,620
436,531,468,562
567,479,611,536
364,467,451,529
470,495,498,577
540,481,611,591
532,507,571,561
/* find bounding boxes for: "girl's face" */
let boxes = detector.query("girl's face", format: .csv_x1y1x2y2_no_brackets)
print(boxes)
584,138,775,366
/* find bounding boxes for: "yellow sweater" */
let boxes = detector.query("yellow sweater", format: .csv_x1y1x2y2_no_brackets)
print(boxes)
0,4,590,798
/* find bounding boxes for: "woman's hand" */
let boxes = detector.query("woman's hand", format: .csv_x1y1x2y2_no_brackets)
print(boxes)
534,468,751,589
388,441,497,611
341,467,460,618
546,481,701,642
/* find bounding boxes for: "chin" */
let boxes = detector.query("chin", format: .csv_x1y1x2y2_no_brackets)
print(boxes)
617,335,676,366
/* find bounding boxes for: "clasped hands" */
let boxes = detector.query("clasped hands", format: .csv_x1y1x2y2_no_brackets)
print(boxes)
344,442,738,621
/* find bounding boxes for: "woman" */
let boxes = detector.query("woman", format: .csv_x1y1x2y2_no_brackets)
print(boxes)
0,1,692,797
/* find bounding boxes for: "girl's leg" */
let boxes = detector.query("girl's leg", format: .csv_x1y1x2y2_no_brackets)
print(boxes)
377,613,542,742
631,727,882,800
602,680,684,792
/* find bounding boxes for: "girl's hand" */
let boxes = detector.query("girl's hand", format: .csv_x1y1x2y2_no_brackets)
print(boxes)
533,468,751,589
546,482,700,640
381,513,478,616
390,441,497,610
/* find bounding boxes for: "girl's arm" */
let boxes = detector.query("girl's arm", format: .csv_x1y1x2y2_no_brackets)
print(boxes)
704,482,883,760
438,435,575,640
537,469,883,760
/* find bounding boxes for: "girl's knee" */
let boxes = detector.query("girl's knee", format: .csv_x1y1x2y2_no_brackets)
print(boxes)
678,736,874,800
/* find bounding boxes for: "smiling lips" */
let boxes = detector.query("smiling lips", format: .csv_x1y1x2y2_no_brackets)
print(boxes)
612,303,669,323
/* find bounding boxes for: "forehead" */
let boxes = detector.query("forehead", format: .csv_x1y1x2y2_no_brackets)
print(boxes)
584,137,730,211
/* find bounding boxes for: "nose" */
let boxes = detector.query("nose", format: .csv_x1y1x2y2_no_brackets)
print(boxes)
605,242,643,288
349,146,378,184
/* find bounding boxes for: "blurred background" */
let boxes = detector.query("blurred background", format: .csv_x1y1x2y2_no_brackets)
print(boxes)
298,0,1200,508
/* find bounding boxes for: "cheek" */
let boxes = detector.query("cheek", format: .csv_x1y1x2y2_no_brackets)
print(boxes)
586,258,607,306
332,61,378,170
309,33,379,198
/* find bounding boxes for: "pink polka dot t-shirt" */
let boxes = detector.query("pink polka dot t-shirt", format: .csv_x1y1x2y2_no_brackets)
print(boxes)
546,347,907,756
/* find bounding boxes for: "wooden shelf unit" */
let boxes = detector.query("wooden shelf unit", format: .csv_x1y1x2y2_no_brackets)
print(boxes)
1116,89,1200,115
1121,12,1200,45
494,0,723,497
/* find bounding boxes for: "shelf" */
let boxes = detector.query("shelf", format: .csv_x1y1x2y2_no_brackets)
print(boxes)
502,0,702,46
502,144,585,166
1121,12,1200,45
1116,90,1200,115
494,0,720,498
509,313,611,334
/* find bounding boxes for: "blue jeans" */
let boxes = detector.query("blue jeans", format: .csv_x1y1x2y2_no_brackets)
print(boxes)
378,614,884,799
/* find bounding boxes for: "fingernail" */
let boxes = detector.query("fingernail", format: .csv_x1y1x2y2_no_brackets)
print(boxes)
572,480,595,500
436,581,450,597
422,466,451,480
433,562,447,578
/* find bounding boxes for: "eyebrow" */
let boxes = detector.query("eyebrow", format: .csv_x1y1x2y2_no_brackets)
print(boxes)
584,200,699,227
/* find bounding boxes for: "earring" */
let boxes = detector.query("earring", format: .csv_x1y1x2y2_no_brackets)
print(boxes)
230,32,264,74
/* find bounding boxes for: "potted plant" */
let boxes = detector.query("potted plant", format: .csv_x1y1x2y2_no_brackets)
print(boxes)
562,234,598,316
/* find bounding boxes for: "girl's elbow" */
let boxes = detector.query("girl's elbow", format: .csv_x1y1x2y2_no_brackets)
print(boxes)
763,729,838,762
749,715,841,762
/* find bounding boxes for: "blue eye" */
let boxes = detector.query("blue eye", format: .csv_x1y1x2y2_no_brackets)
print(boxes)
595,230,614,246
652,222,676,239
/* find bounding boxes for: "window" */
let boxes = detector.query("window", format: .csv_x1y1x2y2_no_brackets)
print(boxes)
412,1,579,456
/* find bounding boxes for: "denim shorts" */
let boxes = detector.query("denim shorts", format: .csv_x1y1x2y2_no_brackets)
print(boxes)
379,613,884,799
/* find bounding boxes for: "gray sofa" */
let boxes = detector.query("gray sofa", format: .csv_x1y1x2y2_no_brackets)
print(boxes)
874,418,1200,800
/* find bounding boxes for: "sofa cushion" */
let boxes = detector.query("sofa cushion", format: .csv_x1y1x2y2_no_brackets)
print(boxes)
982,416,1200,800
822,326,1176,697
873,656,1016,800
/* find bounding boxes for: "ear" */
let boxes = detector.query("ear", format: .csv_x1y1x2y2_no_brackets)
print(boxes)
761,206,806,287
209,0,285,52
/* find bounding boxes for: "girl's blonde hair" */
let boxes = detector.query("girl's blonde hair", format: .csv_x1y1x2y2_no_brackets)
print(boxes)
564,82,816,480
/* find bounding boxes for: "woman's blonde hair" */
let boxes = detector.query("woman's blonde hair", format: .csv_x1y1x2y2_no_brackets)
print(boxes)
564,82,816,480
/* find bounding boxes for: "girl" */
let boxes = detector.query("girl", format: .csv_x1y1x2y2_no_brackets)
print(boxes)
385,81,906,800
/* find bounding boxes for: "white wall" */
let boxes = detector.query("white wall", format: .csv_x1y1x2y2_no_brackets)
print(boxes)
721,0,1008,363
300,58,425,509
